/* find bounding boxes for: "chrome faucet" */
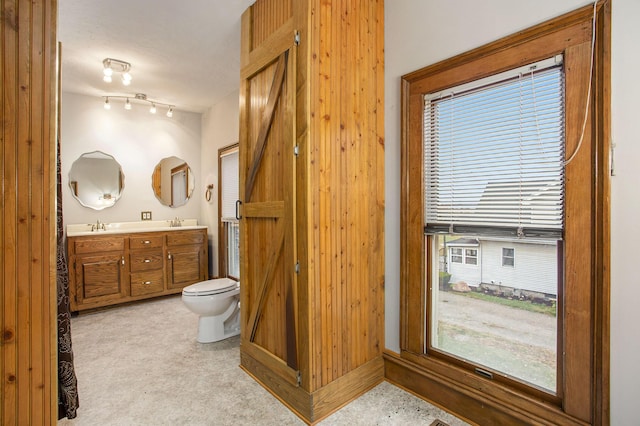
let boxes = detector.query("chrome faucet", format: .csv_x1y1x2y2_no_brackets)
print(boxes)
169,217,182,227
90,219,106,231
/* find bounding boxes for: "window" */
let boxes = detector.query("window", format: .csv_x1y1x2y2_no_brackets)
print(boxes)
464,248,477,265
450,247,463,263
218,144,240,279
425,57,564,392
398,4,610,424
501,248,514,267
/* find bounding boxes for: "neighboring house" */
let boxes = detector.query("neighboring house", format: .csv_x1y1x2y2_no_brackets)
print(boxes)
446,237,558,298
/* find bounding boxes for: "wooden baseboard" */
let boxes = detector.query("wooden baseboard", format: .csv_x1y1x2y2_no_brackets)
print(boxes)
241,348,384,424
383,351,589,426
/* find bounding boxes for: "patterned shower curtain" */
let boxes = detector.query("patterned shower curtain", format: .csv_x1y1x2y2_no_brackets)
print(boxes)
57,137,79,419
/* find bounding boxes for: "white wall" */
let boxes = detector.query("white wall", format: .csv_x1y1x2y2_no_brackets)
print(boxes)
61,92,202,225
385,0,640,424
200,90,241,277
610,0,640,423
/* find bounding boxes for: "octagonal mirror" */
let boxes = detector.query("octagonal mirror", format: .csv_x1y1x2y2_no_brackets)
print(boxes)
151,156,194,207
68,151,125,210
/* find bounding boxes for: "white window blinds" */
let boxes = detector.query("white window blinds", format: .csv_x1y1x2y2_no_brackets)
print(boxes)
220,148,239,222
424,57,565,239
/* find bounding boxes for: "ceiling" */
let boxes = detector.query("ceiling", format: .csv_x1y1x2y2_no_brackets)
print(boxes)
58,0,256,114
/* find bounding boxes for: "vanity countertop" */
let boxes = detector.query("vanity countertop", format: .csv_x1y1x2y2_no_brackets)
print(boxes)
66,219,206,237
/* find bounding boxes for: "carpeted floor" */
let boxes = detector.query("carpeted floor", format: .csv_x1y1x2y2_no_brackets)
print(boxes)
57,295,469,425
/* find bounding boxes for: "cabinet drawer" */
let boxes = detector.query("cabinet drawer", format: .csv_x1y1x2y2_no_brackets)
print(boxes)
166,230,205,246
130,235,164,250
74,237,124,254
130,270,164,296
129,251,163,272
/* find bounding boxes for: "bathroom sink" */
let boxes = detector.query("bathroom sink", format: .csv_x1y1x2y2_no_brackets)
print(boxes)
66,219,204,236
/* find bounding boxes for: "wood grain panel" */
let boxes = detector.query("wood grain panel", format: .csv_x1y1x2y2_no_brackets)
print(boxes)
1,0,57,422
79,254,124,299
130,270,164,296
129,235,163,250
129,251,163,272
307,0,385,388
74,236,125,254
240,0,384,422
562,41,593,421
166,230,204,246
251,0,292,50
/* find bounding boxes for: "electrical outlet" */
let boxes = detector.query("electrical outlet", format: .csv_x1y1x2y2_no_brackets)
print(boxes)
141,211,152,221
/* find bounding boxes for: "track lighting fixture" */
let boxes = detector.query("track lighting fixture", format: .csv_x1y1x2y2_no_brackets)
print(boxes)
102,58,132,86
101,93,175,118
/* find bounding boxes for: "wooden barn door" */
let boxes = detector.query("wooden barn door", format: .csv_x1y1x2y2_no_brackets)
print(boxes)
239,43,299,386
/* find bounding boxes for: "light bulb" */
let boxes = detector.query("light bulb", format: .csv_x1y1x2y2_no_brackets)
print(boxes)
150,103,156,114
124,98,132,110
166,107,173,118
103,64,113,83
104,97,111,110
121,72,132,86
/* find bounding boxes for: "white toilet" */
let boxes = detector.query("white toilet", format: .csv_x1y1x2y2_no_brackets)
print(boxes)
181,278,240,343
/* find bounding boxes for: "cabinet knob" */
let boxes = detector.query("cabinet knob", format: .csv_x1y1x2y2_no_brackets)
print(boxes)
168,253,172,260
121,256,125,265
144,259,151,263
143,281,152,285
143,240,151,244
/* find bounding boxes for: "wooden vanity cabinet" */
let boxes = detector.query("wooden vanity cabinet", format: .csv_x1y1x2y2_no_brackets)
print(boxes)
166,230,208,289
129,234,164,297
71,236,126,308
67,228,208,311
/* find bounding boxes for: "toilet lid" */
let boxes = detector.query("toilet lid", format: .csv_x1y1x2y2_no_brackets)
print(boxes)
182,279,238,296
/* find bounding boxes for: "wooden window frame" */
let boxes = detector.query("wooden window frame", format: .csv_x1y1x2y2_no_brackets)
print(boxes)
395,2,610,425
217,143,240,279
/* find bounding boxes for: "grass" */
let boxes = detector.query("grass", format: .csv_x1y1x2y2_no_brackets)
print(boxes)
457,290,557,317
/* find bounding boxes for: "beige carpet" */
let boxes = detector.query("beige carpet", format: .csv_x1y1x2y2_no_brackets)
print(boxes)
57,295,469,426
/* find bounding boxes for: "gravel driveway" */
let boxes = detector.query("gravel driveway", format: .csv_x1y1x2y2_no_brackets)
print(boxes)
434,291,557,391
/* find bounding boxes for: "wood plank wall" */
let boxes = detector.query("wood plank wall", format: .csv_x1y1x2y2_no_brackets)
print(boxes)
251,0,292,49
243,0,384,399
1,0,58,423
307,0,385,390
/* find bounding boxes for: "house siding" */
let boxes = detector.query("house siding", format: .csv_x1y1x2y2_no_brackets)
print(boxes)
448,250,482,286
481,240,557,296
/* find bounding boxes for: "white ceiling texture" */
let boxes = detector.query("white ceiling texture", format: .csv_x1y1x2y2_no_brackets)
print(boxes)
58,0,256,113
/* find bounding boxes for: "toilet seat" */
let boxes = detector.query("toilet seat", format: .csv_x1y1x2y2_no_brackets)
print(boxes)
182,279,238,296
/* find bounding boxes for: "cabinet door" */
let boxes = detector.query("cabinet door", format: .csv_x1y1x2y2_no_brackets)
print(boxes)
239,41,299,384
166,245,205,289
74,253,126,306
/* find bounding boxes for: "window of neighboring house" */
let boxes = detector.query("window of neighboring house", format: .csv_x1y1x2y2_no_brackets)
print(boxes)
501,248,514,267
450,248,463,263
449,247,478,265
465,248,478,265
218,144,240,279
400,4,610,423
